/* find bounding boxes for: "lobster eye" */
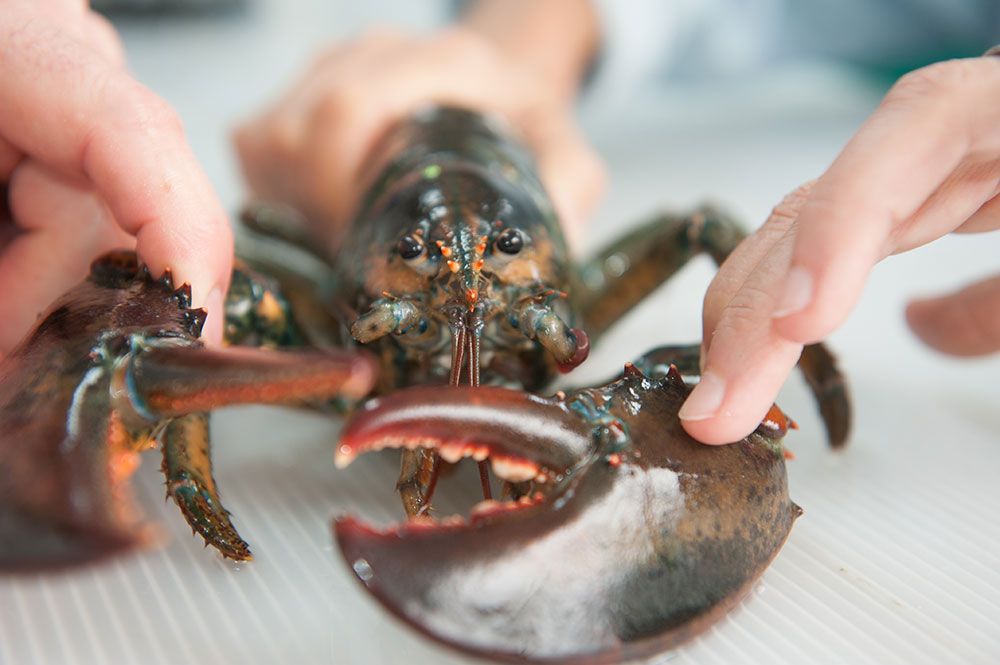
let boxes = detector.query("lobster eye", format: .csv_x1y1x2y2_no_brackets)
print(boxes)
397,235,424,260
495,228,524,255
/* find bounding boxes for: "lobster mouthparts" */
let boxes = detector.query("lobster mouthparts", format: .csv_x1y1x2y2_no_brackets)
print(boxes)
334,365,801,663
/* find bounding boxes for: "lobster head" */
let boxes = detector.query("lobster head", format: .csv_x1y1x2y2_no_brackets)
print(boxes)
347,108,589,387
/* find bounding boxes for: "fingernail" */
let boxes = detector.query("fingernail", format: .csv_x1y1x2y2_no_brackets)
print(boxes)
202,287,225,345
678,371,725,421
773,265,813,318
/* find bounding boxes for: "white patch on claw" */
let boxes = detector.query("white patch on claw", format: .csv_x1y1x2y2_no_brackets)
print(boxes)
66,366,106,442
409,467,685,657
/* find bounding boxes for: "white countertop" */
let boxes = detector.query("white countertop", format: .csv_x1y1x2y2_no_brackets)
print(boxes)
1,3,998,664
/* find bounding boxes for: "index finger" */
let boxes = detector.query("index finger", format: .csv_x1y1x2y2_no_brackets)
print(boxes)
0,15,232,341
771,56,1000,345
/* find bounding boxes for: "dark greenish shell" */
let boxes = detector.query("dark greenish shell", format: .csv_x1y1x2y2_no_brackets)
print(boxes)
0,251,204,568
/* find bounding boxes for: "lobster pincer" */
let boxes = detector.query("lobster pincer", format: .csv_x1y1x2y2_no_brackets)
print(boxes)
334,354,800,664
0,251,376,569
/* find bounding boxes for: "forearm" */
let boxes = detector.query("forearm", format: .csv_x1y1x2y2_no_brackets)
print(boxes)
461,0,600,103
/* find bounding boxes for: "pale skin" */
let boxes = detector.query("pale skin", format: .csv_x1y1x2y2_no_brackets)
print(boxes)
0,0,232,358
679,55,1000,443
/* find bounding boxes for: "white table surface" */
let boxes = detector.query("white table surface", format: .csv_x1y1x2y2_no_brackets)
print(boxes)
2,3,999,664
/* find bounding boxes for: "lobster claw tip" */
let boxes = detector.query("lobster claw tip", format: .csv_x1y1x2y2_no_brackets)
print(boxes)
337,385,595,477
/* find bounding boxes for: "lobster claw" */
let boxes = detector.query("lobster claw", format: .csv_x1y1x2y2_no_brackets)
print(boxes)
334,364,800,663
0,247,379,571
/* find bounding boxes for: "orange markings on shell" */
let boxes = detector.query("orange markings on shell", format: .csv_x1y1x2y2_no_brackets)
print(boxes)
759,403,791,438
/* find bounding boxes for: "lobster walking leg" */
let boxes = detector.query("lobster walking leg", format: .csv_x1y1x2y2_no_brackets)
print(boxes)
576,205,744,339
162,412,252,561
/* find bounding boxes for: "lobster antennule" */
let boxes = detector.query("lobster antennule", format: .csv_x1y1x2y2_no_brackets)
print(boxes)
126,345,377,418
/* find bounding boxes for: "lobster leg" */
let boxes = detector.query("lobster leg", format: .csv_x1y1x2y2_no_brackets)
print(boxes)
162,412,252,561
126,344,375,418
123,344,377,559
396,449,440,517
798,343,852,448
240,201,331,262
630,343,703,377
575,205,744,340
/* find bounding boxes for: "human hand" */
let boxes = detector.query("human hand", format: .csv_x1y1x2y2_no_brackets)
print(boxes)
680,55,1000,444
0,1,233,356
233,18,604,252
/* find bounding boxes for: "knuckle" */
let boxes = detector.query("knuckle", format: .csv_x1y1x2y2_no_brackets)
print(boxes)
718,284,772,332
768,180,814,227
702,276,734,324
310,87,363,130
85,11,125,65
889,59,980,104
117,81,185,138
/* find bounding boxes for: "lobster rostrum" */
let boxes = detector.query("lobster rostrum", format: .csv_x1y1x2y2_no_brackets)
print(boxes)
247,107,849,662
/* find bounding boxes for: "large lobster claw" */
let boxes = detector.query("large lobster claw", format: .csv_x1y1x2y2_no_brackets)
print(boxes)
334,363,799,663
0,251,377,570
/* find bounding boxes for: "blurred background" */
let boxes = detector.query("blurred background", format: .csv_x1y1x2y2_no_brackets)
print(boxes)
1,1,999,664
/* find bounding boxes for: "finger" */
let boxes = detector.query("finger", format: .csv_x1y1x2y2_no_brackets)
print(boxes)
0,161,132,353
0,17,232,342
81,10,126,66
906,274,1000,356
680,227,804,444
955,189,1000,234
682,185,812,444
772,57,1000,345
701,182,814,353
888,158,1000,253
